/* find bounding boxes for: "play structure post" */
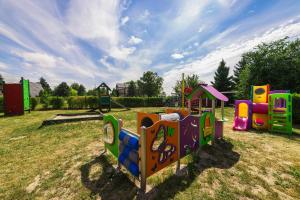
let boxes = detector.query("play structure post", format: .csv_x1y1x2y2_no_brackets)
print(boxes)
176,120,181,174
221,101,224,121
117,119,123,169
212,99,216,145
140,126,147,192
199,97,202,115
181,73,185,109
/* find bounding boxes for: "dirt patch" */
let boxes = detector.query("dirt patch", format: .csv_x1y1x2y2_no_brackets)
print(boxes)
26,175,41,193
9,136,27,141
252,184,268,196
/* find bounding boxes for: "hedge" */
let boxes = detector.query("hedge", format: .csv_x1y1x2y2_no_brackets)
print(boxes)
0,94,299,124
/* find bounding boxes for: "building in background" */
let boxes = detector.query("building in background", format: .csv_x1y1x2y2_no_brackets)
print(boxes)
30,82,43,97
116,82,129,96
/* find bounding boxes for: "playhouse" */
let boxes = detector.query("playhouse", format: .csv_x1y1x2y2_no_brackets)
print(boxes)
233,85,292,135
101,76,228,192
3,78,30,115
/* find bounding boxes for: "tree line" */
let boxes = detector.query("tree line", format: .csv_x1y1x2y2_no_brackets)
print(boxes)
1,37,299,99
173,37,300,100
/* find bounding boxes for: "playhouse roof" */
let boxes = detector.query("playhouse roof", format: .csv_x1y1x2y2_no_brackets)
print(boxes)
97,82,111,91
187,84,229,102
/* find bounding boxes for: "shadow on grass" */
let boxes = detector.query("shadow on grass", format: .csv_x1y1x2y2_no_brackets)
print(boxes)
145,139,240,199
80,153,138,200
81,139,240,200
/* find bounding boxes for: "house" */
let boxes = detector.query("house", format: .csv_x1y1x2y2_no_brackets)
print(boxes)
116,82,129,96
30,82,43,97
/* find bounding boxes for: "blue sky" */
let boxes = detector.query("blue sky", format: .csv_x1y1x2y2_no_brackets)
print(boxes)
0,0,300,94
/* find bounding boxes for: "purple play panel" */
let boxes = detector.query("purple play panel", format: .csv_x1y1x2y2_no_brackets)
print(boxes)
179,115,200,158
253,103,268,114
215,120,223,139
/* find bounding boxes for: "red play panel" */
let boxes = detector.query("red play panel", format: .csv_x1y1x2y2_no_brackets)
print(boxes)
4,84,24,115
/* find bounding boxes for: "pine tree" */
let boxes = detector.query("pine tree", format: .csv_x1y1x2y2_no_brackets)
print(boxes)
233,56,247,86
211,59,233,92
39,77,52,94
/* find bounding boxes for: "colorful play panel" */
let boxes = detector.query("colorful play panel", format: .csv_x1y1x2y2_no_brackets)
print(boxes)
233,84,293,135
101,78,228,192
3,77,30,116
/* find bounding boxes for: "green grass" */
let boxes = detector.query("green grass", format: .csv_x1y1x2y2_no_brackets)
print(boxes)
0,107,300,199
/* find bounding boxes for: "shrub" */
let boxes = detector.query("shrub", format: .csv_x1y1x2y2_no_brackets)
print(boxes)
111,97,144,108
67,96,86,109
0,96,3,113
49,97,65,109
86,96,98,109
30,97,39,110
144,97,164,107
292,93,300,124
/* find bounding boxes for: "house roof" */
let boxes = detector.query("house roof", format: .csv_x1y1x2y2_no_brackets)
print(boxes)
187,84,229,102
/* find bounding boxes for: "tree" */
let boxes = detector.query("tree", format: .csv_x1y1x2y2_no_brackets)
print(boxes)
235,66,251,99
71,83,80,91
138,71,163,97
173,74,202,95
111,88,119,97
70,88,78,96
232,56,247,86
234,38,300,95
87,88,97,96
127,81,136,97
77,84,86,96
0,74,4,92
0,74,4,84
211,59,233,92
54,82,70,97
39,77,52,94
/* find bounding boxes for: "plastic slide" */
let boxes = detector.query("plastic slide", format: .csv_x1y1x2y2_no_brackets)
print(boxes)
233,116,248,131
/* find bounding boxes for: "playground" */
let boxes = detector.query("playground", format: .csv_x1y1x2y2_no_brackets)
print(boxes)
0,107,299,199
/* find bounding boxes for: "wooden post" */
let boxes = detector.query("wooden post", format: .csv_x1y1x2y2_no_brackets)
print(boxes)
199,97,202,115
176,120,180,174
212,99,216,145
140,126,147,192
221,101,224,121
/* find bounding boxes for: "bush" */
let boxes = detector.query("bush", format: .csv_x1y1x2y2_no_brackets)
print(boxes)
30,97,39,110
112,97,144,108
67,96,86,109
292,93,300,124
144,97,164,107
0,96,3,113
86,96,98,109
49,97,65,109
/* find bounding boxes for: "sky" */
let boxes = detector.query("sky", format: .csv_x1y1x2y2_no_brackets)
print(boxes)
0,0,300,94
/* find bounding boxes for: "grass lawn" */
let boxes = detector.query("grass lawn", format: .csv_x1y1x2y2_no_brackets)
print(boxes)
0,107,300,200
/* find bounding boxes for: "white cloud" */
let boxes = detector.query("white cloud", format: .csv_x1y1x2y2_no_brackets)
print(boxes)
0,62,7,70
13,51,57,68
121,16,130,26
128,36,143,45
171,53,184,59
163,20,300,94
